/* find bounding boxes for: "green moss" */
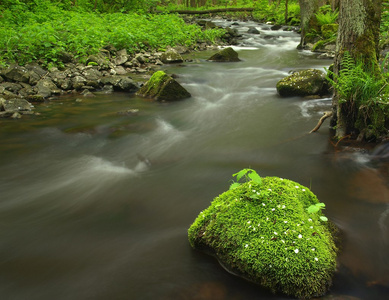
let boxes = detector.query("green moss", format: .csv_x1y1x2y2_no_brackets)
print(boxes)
136,70,191,101
276,69,328,97
188,177,338,299
321,23,338,39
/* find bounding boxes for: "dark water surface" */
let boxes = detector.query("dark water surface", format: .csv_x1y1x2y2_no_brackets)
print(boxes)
0,21,388,299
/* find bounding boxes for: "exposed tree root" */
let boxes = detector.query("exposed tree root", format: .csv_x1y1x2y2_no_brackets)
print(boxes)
310,111,333,133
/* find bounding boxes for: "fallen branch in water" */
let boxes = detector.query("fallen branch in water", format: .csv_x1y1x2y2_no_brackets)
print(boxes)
310,111,333,133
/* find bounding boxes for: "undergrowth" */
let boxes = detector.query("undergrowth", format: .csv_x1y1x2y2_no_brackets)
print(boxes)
0,1,225,67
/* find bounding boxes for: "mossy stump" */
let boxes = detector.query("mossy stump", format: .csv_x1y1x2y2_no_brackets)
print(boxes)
276,69,329,97
207,47,241,62
188,177,338,299
136,71,191,102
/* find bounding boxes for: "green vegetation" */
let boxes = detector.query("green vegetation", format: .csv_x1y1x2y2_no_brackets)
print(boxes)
253,0,300,25
188,169,338,299
326,51,389,139
0,0,225,67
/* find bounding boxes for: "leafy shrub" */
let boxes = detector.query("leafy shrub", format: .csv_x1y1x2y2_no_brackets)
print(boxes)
0,5,225,66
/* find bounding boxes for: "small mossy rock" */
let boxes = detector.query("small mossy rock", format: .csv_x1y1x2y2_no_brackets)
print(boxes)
276,69,329,97
160,48,184,64
136,71,191,102
207,47,241,62
188,176,338,299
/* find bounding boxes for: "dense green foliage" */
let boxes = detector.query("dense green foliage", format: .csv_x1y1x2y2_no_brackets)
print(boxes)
0,0,224,66
327,52,389,139
188,171,338,299
253,0,300,25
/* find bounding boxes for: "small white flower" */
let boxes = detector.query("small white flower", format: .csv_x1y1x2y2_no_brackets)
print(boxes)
281,239,285,243
298,234,302,239
295,186,299,188
272,208,275,211
252,190,256,193
274,232,278,235
286,258,288,261
268,188,272,191
253,228,256,231
266,217,269,221
310,226,313,229
247,221,251,224
245,244,248,248
284,220,288,223
302,189,306,192
282,205,286,209
315,257,318,261
262,203,266,206
269,264,272,267
249,226,252,228
280,178,284,180
311,248,315,251
308,218,312,222
297,224,300,226
294,249,299,253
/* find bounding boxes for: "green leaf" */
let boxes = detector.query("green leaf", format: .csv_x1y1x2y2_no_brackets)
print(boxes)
233,169,249,181
307,205,320,214
248,171,262,185
316,203,326,208
320,216,328,222
229,182,241,190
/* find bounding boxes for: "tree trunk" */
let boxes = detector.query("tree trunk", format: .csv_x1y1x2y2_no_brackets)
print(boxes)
298,0,320,48
332,0,382,138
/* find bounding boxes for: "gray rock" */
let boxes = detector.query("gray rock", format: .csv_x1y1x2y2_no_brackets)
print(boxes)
1,82,23,93
3,65,30,83
247,26,260,34
71,76,87,90
136,70,191,102
207,47,241,62
86,53,111,69
100,76,138,92
36,78,61,98
2,98,33,112
276,69,330,97
160,48,184,64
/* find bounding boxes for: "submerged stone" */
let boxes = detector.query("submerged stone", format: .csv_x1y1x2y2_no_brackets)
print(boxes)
136,71,191,102
188,176,338,299
207,47,241,62
276,69,330,97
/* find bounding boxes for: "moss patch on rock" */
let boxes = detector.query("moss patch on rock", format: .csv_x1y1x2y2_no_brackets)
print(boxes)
136,70,191,102
276,69,330,97
188,176,338,299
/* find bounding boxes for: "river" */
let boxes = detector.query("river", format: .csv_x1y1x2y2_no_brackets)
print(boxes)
0,20,388,300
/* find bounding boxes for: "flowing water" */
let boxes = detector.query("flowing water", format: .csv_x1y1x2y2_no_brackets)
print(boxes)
0,21,388,300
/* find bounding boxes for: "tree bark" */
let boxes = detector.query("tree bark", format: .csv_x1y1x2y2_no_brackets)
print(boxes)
332,0,382,138
298,0,320,48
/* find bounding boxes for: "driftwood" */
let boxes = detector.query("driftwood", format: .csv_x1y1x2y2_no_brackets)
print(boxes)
156,7,254,14
310,111,333,133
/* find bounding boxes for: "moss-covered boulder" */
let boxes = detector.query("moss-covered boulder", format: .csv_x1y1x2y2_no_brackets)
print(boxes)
136,71,191,102
276,69,330,97
207,47,241,62
188,175,338,299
